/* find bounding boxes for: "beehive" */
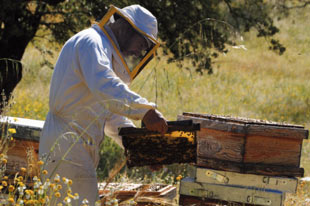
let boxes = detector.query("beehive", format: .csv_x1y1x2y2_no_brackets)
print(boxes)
180,177,286,206
178,112,308,177
0,116,43,174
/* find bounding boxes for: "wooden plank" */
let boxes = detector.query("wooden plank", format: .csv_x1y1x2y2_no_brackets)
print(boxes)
182,112,305,129
178,115,246,134
244,135,302,167
197,157,304,177
179,195,253,206
0,116,43,142
247,125,308,140
195,168,298,193
180,178,285,206
5,139,39,174
197,128,244,163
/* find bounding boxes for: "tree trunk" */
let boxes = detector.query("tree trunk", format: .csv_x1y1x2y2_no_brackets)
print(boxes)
0,1,44,113
0,59,22,112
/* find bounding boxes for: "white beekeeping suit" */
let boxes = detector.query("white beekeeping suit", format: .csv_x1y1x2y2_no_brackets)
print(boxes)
39,5,162,205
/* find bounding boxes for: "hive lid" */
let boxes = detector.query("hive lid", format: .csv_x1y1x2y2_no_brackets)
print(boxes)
182,112,305,128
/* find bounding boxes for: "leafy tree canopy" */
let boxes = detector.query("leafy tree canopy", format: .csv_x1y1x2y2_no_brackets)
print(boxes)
0,0,308,110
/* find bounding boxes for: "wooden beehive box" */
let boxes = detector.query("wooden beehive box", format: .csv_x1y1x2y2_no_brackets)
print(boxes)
180,177,286,206
120,120,200,167
180,166,299,206
0,116,43,174
179,195,255,206
194,167,298,193
178,112,309,177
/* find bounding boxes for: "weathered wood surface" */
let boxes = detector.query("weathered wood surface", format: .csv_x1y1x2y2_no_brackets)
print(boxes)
182,112,306,129
1,116,42,175
179,195,254,206
180,177,285,206
121,121,200,167
196,127,302,167
197,157,304,177
178,113,308,177
244,135,302,166
197,128,244,163
0,116,44,142
195,167,298,193
6,140,39,174
99,183,176,206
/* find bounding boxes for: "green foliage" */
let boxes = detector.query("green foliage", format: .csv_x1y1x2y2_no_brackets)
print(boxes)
0,0,295,74
2,0,310,108
97,136,124,179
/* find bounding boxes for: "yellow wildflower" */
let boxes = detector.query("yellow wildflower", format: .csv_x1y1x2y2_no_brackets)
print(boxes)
2,181,8,187
55,192,61,198
57,203,63,206
42,170,48,175
2,158,7,164
74,193,79,200
64,197,71,203
67,188,72,194
20,167,27,173
68,193,75,199
62,177,68,183
25,200,34,204
8,185,15,192
176,175,183,181
39,198,46,204
8,128,16,134
57,184,62,190
0,186,3,190
68,179,73,185
8,197,15,203
37,160,44,166
3,176,8,180
54,174,60,183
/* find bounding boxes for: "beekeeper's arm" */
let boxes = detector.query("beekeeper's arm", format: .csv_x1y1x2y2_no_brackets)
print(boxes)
104,114,134,148
77,35,167,134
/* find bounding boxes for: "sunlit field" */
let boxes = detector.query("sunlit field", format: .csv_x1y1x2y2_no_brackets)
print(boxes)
5,7,310,205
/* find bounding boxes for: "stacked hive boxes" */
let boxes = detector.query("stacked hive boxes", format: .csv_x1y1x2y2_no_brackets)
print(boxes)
179,168,298,206
178,112,308,206
0,116,43,174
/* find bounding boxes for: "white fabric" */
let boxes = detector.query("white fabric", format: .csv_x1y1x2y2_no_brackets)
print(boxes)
39,18,156,204
117,4,158,41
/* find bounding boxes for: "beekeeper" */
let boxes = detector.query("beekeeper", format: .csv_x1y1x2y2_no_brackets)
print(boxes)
39,4,167,205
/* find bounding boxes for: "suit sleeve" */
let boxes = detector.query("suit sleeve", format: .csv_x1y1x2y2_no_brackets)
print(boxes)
77,34,155,120
104,113,135,149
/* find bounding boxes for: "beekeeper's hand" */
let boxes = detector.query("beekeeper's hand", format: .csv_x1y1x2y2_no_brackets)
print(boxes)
142,109,168,135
